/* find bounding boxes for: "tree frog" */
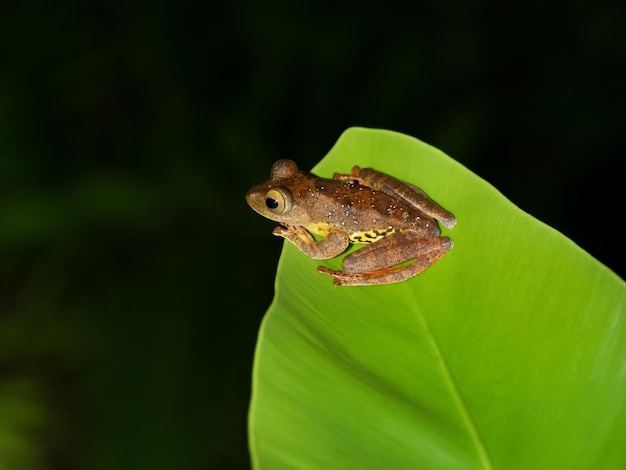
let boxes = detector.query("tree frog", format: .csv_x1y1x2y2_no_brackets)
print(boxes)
246,159,456,286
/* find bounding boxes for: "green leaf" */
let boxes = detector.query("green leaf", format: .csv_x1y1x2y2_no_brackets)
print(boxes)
248,127,626,469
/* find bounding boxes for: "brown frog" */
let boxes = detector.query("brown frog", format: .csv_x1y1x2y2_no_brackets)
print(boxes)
246,159,456,286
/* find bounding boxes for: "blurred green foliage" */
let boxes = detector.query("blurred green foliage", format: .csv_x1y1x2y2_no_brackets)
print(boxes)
0,0,624,468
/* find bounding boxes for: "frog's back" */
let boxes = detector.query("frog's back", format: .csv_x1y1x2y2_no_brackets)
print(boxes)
303,179,440,243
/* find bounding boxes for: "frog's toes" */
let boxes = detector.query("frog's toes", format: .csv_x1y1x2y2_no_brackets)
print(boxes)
317,266,355,287
317,266,341,282
317,266,336,276
272,225,288,237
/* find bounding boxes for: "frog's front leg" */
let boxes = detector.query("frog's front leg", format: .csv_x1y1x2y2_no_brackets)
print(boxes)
333,166,457,229
318,231,453,286
273,225,350,260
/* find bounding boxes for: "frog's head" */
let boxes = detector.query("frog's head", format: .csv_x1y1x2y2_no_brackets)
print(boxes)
246,159,314,226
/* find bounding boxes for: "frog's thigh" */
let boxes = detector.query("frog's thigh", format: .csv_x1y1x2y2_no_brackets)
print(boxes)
342,231,450,273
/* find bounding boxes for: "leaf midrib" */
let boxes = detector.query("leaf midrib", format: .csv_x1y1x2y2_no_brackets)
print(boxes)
407,287,494,470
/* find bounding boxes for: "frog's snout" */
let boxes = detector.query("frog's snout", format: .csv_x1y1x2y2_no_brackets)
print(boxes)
245,186,261,210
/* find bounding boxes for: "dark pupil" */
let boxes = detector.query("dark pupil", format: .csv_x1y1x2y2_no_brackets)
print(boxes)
265,198,279,209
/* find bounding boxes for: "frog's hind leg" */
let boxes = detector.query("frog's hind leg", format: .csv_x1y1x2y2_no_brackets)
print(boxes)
318,232,453,286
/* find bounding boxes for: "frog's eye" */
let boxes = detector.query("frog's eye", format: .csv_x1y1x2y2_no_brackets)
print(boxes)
265,188,292,214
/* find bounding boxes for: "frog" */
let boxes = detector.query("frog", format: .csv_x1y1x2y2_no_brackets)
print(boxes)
246,159,456,287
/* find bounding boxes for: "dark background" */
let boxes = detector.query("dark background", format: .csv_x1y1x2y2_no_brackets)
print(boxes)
1,1,624,469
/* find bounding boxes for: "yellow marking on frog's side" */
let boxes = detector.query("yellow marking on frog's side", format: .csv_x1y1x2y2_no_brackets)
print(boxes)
349,228,396,244
307,223,397,244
